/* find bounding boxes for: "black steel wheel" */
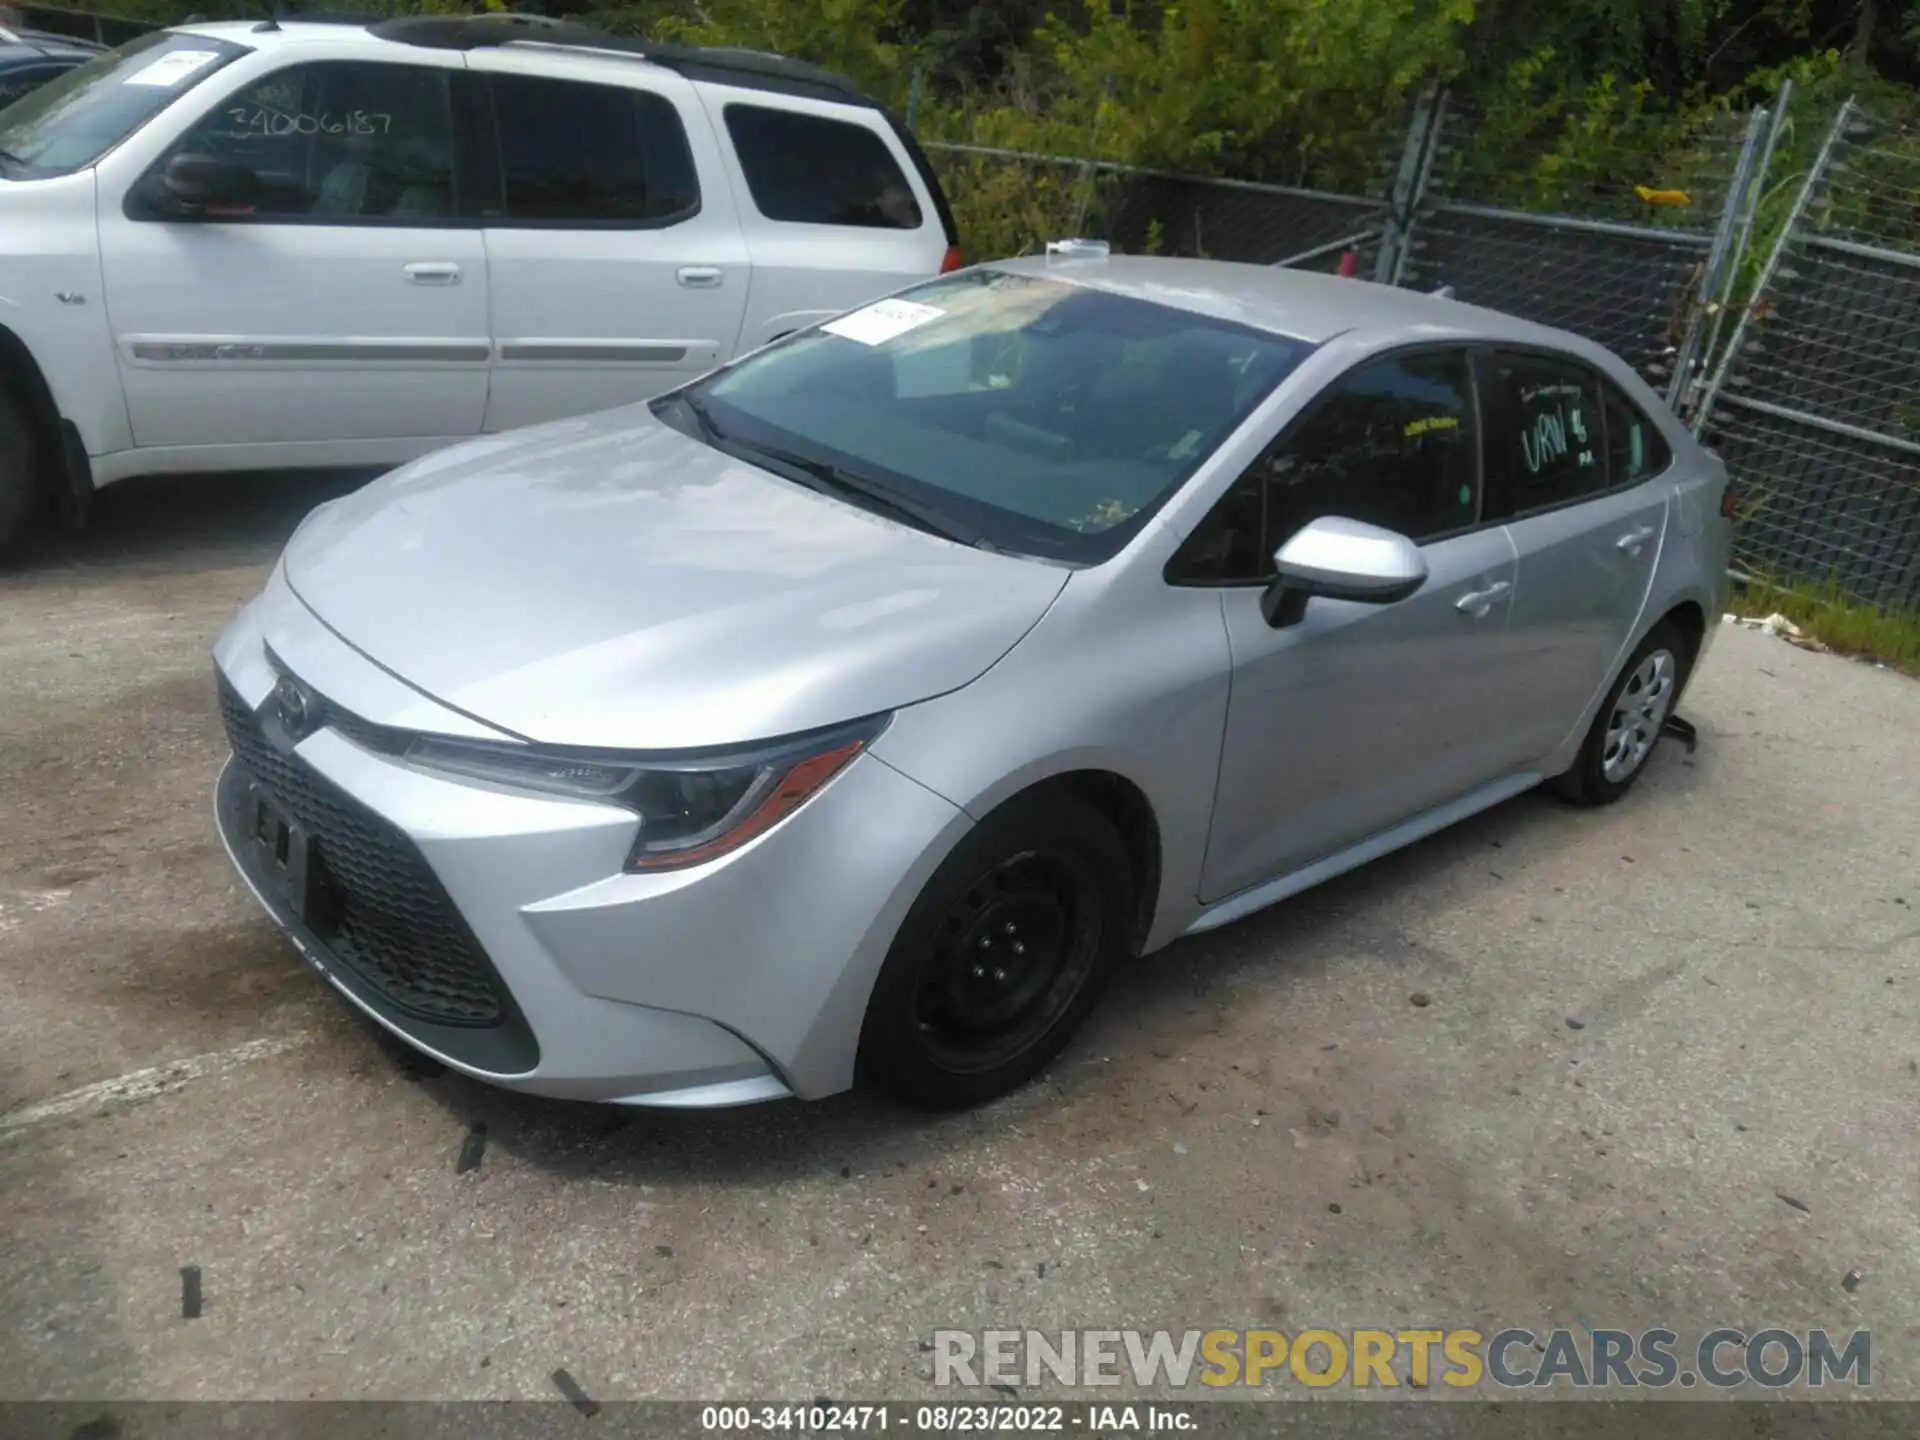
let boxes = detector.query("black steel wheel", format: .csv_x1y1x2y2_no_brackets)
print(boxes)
859,792,1132,1110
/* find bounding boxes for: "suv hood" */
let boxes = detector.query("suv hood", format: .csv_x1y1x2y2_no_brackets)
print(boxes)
282,407,1069,751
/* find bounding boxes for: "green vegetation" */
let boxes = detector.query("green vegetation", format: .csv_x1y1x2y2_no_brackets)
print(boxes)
37,0,1920,260
61,0,1920,171
1728,575,1920,674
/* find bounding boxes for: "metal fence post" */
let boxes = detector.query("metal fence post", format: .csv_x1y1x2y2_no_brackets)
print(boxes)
1685,78,1794,416
1665,104,1766,410
1693,97,1854,436
1375,79,1445,286
905,65,924,131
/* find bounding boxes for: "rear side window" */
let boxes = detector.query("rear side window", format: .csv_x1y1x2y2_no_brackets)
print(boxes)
723,103,922,229
1481,351,1609,517
489,74,699,225
1603,379,1674,482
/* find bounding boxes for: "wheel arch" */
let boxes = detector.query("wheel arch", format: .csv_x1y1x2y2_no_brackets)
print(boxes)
1658,597,1707,662
0,321,61,457
1646,594,1710,701
966,767,1165,956
0,320,87,526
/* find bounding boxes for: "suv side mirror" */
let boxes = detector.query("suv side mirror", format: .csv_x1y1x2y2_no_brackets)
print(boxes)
1260,515,1428,628
149,153,260,216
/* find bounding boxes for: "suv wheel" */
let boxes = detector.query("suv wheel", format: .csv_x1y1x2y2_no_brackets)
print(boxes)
858,793,1132,1111
0,376,48,557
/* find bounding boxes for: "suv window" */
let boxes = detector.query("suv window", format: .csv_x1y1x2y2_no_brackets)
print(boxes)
723,103,921,229
157,61,455,220
488,74,699,225
1603,377,1674,483
1481,350,1609,518
1170,349,1480,583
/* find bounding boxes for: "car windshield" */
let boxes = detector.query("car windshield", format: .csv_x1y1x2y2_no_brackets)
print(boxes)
0,32,247,178
677,269,1313,562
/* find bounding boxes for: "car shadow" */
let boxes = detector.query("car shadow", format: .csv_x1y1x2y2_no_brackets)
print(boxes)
387,767,1673,1190
10,468,379,575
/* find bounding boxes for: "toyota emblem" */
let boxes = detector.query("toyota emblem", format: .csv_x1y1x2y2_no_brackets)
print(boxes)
273,674,317,740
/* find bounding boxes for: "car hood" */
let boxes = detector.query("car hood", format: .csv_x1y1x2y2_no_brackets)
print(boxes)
281,406,1070,751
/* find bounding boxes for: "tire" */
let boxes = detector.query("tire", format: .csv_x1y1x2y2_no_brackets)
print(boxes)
857,792,1133,1111
1551,619,1694,807
0,376,48,558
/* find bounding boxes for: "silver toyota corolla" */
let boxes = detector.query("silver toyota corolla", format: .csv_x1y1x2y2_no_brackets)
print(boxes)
212,253,1733,1111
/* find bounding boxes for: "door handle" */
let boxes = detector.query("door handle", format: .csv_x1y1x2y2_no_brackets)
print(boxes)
1455,579,1512,618
1616,525,1658,557
404,262,461,285
677,266,724,289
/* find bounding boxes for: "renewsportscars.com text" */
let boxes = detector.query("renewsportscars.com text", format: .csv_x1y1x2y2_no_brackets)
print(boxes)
933,1327,1872,1391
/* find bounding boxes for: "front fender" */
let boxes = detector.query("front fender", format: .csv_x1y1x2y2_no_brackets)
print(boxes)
0,170,133,460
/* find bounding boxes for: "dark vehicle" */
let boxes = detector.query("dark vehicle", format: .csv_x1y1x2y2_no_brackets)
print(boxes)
0,23,105,109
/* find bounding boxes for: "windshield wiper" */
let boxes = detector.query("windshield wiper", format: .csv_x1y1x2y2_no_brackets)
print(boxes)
669,389,726,445
0,147,29,170
677,397,983,548
749,442,985,548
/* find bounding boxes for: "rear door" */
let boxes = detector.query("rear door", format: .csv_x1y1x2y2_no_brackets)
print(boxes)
700,90,951,350
464,54,750,433
1480,349,1673,762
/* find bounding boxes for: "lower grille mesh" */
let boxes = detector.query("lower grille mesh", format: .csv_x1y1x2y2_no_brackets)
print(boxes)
219,678,508,1027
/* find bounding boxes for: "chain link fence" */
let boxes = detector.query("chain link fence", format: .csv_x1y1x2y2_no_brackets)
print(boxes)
922,145,1393,279
927,88,1919,612
1400,101,1760,394
1695,105,1920,609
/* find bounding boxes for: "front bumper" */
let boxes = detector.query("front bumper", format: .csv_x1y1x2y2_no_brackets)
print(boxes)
211,572,969,1105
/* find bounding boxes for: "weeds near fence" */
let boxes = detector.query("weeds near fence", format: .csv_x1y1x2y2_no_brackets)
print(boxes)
1728,575,1920,674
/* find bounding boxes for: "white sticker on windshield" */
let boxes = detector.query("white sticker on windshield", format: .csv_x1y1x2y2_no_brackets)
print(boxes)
123,50,222,88
822,298,945,347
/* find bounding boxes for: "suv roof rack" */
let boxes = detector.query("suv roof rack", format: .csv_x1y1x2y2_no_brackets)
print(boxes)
364,14,869,108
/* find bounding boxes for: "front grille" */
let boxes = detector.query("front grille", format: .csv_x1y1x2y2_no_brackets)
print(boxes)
219,677,509,1028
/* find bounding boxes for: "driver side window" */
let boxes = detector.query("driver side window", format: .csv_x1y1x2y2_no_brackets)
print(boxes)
154,61,456,221
1169,348,1480,583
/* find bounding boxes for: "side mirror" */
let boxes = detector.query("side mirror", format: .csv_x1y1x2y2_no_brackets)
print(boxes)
1260,515,1428,628
150,153,260,216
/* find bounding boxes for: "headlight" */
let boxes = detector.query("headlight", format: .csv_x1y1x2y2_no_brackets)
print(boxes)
403,714,888,872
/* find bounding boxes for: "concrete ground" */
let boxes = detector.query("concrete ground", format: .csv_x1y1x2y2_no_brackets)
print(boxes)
1,472,1916,1404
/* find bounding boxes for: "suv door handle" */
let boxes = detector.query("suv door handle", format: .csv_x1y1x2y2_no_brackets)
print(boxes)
1455,579,1512,618
1616,525,1657,556
677,266,724,289
404,262,461,285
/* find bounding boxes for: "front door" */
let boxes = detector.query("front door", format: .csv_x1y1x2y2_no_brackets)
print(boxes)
1193,348,1530,903
97,55,490,452
464,56,750,433
1478,350,1673,763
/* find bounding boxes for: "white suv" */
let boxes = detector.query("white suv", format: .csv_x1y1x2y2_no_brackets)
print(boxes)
0,13,961,551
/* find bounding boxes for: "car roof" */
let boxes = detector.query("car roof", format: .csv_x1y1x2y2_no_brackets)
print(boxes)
988,253,1591,353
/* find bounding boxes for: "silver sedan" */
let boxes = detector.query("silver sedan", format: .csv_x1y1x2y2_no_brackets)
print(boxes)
211,253,1733,1111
